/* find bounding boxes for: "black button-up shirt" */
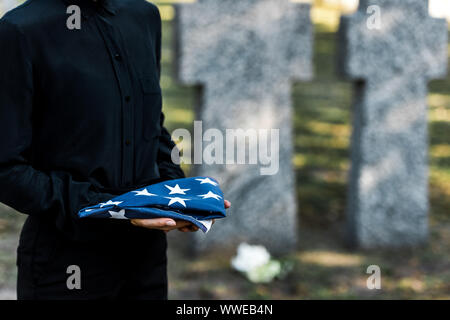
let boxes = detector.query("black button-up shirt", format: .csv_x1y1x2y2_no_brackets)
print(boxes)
0,0,184,238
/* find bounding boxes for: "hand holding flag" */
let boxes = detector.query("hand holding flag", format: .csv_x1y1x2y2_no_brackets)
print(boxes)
79,177,229,233
132,199,231,233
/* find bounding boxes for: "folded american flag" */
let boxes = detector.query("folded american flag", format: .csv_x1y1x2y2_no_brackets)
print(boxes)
78,177,226,233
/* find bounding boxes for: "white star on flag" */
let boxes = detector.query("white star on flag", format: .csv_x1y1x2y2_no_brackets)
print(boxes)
108,209,127,219
165,197,190,207
100,200,123,208
133,188,156,197
198,191,222,200
195,177,218,186
165,184,190,195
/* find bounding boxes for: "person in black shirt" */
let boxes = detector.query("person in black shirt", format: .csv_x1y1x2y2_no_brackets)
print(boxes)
0,0,229,299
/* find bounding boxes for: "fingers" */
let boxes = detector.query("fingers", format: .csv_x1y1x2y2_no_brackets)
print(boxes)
178,225,200,232
131,218,176,229
131,199,229,231
130,218,195,232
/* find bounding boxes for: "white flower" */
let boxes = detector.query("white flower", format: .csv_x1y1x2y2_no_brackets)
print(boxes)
231,243,271,273
247,260,282,284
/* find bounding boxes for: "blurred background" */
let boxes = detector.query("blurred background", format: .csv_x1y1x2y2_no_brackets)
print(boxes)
0,0,449,299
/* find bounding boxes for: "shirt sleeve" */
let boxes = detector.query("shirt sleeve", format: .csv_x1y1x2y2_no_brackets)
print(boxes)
154,9,185,181
0,20,114,233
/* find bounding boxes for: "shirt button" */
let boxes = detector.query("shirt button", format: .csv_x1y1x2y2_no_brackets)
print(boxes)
125,139,131,146
125,96,131,102
114,53,122,61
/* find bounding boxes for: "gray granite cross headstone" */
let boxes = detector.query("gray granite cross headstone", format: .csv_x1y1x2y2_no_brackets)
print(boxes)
338,0,448,248
175,0,313,254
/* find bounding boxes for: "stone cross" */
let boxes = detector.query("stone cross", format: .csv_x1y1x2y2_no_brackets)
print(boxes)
338,0,447,248
175,0,313,254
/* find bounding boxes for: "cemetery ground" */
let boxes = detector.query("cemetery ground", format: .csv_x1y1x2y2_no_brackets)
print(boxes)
0,10,449,300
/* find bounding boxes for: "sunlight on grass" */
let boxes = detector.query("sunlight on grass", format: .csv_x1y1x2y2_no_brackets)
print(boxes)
296,135,348,150
293,154,307,168
429,107,450,123
158,5,175,21
397,277,426,293
431,144,450,158
311,0,358,32
186,257,230,273
163,107,194,125
430,170,450,196
305,120,350,137
154,0,195,21
297,251,364,267
311,6,343,32
429,92,450,105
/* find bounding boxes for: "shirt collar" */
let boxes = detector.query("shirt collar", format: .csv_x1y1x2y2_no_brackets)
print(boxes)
61,0,117,18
